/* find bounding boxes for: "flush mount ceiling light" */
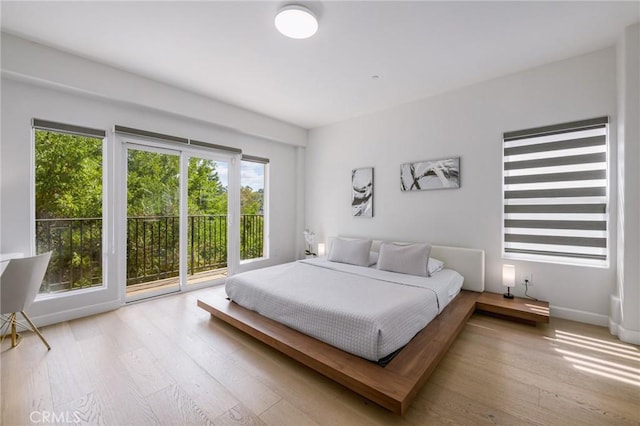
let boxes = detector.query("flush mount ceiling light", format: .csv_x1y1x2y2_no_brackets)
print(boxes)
275,5,318,39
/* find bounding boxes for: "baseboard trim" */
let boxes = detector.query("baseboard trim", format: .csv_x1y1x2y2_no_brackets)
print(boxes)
550,305,609,327
609,320,640,345
30,300,122,328
617,325,640,345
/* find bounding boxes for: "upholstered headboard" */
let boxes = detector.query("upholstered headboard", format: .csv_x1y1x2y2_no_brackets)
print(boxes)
327,237,485,292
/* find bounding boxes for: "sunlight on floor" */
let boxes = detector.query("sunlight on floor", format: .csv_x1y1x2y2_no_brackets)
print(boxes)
548,329,640,388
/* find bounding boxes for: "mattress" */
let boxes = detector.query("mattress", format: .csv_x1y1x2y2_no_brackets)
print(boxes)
225,257,464,362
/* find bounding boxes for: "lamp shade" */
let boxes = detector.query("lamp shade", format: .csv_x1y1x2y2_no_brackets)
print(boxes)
317,243,326,257
502,264,516,287
275,5,318,39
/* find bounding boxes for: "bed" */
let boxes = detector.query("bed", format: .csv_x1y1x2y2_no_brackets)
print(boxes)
226,256,464,363
198,239,485,414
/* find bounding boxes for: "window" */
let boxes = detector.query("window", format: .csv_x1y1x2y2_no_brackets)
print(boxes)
33,119,106,294
503,117,609,267
240,156,268,260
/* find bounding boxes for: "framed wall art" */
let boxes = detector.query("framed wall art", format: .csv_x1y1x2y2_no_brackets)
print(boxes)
400,157,460,191
352,167,373,217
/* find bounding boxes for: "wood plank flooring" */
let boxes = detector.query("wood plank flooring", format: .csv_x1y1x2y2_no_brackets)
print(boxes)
2,285,638,425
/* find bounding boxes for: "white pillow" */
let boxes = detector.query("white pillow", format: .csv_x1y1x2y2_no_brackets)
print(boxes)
377,242,431,276
369,251,379,266
428,257,445,275
328,238,372,266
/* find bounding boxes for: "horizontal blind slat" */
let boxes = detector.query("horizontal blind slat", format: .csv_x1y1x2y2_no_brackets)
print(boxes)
505,234,607,248
504,152,606,170
504,204,606,214
505,241,606,255
504,228,606,238
504,135,605,156
505,170,606,185
504,219,607,231
504,117,608,141
504,248,606,261
505,187,606,199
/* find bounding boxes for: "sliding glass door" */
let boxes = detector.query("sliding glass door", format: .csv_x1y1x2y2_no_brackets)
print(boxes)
186,155,229,286
126,145,181,299
123,141,234,301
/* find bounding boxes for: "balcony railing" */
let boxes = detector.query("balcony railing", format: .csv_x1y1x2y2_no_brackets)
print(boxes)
35,214,264,294
36,218,103,293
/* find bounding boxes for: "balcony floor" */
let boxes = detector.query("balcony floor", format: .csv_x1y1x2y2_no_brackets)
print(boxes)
126,267,228,298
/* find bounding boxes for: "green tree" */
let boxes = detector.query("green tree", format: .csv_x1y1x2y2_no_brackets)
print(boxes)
187,158,227,215
241,186,263,214
35,130,103,219
240,186,264,259
127,150,180,217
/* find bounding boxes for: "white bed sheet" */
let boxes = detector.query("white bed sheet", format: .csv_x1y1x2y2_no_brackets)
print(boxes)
225,258,464,361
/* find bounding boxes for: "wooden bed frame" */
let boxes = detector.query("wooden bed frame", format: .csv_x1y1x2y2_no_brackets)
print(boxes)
197,244,485,415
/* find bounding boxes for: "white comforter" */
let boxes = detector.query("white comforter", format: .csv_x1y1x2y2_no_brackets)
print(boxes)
225,257,463,361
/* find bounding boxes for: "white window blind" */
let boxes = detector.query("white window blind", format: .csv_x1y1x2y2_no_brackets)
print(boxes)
503,117,609,267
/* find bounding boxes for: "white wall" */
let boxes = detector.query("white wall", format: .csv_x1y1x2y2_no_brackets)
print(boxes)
613,23,640,343
1,33,307,147
1,38,303,325
306,47,619,325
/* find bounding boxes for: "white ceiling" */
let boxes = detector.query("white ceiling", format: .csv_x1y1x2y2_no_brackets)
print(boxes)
1,1,638,129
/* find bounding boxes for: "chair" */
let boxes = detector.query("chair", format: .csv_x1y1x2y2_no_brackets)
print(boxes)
1,252,52,350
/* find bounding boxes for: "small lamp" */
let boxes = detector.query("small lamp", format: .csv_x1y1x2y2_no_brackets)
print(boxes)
317,243,326,257
502,264,515,299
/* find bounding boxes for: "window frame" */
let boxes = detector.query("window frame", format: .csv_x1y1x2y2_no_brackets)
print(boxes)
31,119,109,299
240,156,270,263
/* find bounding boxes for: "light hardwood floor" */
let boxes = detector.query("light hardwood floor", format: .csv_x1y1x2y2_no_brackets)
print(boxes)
2,286,638,425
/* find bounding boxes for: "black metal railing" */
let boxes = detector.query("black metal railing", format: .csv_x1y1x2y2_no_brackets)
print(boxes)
35,214,264,293
36,218,103,293
240,214,264,260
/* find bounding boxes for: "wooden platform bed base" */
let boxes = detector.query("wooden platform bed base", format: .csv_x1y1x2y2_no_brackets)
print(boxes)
197,287,481,415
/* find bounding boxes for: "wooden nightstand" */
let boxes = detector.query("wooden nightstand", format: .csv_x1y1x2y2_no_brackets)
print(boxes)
476,292,550,325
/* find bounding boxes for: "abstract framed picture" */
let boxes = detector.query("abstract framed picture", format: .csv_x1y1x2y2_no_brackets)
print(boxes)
352,167,373,217
400,157,460,191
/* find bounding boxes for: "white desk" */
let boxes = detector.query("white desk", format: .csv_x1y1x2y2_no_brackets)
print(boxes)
0,252,24,275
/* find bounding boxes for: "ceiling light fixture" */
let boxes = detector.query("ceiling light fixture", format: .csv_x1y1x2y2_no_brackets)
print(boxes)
275,5,318,39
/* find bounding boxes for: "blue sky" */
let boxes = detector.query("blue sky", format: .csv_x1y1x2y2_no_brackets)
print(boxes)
241,161,265,190
215,161,264,191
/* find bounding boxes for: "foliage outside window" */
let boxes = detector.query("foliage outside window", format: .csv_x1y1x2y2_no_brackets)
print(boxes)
34,120,267,294
35,128,104,293
240,159,266,260
186,157,230,277
125,152,266,286
126,149,181,286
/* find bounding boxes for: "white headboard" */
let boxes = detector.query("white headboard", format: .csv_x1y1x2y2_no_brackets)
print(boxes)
328,237,485,292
